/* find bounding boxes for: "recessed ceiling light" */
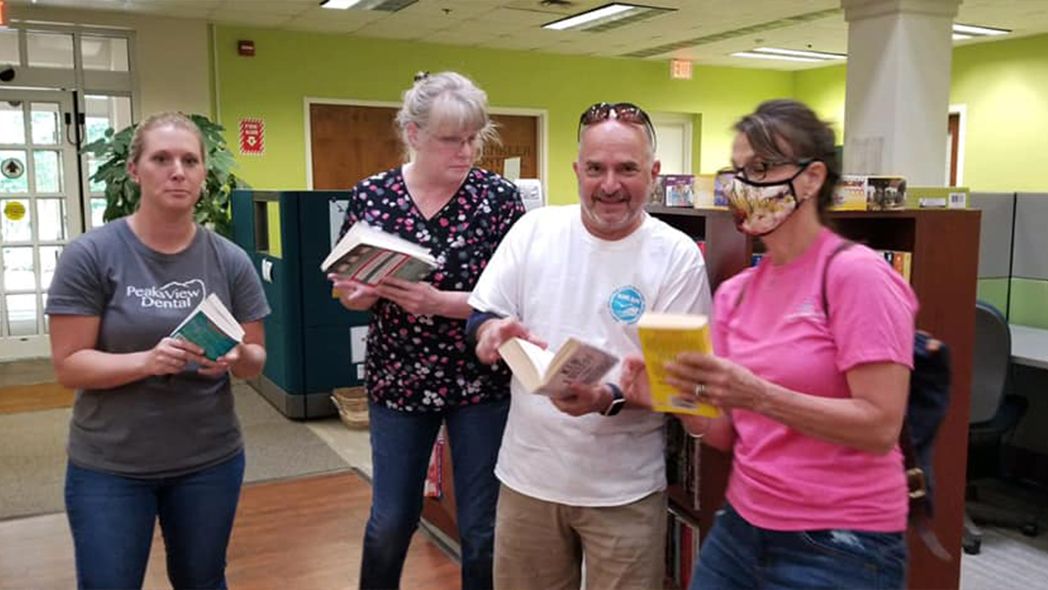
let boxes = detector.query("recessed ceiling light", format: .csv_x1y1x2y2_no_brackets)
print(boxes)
953,23,1010,37
731,51,823,63
542,3,671,32
952,33,974,41
320,0,362,9
752,47,846,60
319,0,417,10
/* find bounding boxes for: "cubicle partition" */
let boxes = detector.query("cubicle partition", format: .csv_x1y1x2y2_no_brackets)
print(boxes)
1010,194,1048,329
231,189,369,419
972,192,1015,315
973,191,1048,329
972,191,1048,476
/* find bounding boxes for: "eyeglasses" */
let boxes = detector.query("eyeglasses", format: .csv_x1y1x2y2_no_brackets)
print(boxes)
724,158,814,182
578,102,657,148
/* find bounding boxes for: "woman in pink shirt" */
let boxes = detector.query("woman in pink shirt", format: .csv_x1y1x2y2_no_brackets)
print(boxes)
628,99,916,589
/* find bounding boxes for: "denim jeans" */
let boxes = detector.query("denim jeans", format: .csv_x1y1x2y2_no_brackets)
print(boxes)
361,397,509,590
691,504,907,590
65,450,245,590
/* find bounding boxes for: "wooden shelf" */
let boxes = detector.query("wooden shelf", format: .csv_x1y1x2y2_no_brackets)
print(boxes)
649,206,980,590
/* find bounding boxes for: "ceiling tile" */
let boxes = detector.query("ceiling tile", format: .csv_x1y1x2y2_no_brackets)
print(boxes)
13,0,1048,72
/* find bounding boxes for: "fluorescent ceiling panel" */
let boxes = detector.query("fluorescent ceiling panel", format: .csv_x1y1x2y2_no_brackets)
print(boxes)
543,3,672,32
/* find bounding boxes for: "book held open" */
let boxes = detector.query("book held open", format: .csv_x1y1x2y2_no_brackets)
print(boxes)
498,337,618,398
637,312,721,418
321,222,438,285
170,293,245,361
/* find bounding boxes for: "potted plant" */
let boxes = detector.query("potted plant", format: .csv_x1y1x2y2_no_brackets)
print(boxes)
81,114,248,237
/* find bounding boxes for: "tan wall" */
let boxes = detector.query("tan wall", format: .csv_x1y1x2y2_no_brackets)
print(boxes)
8,6,211,118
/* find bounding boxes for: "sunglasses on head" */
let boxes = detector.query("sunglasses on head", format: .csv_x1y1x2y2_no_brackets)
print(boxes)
578,102,657,148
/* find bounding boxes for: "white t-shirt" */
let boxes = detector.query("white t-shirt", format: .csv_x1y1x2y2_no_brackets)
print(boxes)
469,205,712,506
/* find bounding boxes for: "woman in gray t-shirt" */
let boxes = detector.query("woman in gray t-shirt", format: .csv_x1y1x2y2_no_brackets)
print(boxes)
46,112,270,590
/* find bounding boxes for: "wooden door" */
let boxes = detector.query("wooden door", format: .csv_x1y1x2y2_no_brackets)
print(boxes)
309,103,539,189
310,104,402,190
482,114,538,178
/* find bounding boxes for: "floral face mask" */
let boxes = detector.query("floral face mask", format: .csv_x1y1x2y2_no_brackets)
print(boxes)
725,160,813,237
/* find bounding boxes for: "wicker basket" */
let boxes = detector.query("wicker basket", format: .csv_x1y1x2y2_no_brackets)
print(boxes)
331,387,369,429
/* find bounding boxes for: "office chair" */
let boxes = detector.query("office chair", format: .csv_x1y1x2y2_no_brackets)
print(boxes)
961,300,1040,555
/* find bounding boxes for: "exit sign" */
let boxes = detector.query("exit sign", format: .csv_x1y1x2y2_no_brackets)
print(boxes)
670,58,692,80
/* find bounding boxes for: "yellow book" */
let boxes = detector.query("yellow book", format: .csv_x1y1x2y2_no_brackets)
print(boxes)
637,312,721,417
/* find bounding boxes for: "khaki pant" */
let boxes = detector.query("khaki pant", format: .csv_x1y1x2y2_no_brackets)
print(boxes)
494,484,666,590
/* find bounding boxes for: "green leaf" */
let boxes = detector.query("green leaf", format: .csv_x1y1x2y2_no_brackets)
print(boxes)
88,113,240,237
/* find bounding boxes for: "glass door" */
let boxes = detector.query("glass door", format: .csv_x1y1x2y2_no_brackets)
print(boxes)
0,89,81,358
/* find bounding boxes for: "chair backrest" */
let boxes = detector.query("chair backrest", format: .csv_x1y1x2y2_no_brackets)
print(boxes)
970,300,1011,424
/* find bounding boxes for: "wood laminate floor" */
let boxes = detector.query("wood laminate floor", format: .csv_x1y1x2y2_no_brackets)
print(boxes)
0,470,460,590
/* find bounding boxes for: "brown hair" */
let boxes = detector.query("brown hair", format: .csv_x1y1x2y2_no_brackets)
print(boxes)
733,99,840,220
128,112,206,166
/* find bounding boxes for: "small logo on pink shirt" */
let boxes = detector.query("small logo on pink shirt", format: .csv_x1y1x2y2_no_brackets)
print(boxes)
784,297,824,321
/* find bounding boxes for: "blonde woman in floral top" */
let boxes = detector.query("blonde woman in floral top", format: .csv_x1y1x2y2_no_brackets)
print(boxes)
328,71,525,590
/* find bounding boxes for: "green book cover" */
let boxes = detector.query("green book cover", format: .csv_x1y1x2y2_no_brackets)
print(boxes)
172,312,239,361
170,293,244,362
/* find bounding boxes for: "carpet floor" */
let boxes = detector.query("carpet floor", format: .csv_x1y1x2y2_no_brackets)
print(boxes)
0,380,350,520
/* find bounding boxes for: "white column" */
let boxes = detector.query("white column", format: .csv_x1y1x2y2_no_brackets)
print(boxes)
841,0,961,185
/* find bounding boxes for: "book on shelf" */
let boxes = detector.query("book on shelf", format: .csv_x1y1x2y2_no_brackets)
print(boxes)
636,312,721,418
877,249,913,282
661,174,696,207
498,337,619,398
320,222,438,285
170,293,244,361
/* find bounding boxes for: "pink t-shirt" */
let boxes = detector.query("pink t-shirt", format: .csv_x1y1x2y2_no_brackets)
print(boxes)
713,227,917,532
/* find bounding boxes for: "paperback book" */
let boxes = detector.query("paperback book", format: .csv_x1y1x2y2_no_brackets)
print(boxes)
498,337,619,398
636,312,721,417
321,222,438,285
170,293,244,361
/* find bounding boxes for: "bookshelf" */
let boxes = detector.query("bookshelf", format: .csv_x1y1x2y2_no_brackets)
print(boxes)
649,205,981,590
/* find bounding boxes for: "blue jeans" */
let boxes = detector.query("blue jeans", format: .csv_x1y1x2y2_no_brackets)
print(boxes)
691,504,907,590
65,450,245,590
361,397,509,590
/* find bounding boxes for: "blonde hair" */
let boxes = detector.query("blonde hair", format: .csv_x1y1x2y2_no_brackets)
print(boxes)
395,71,497,156
128,112,206,166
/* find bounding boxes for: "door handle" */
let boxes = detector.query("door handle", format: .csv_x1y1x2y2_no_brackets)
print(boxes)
64,112,86,148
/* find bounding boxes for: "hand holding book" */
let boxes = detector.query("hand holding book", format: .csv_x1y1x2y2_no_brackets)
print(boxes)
169,293,245,375
498,336,618,399
636,312,721,418
321,222,438,286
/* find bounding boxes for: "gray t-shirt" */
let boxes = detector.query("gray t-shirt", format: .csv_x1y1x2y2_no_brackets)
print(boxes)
46,219,270,478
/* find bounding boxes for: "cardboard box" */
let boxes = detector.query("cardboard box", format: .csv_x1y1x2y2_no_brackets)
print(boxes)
833,175,868,210
833,174,908,210
906,186,969,209
865,175,907,210
693,174,715,208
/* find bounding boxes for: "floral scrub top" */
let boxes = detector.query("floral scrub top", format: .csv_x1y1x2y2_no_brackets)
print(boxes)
339,166,526,412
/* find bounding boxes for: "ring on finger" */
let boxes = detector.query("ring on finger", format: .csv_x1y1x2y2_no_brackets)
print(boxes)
693,382,706,396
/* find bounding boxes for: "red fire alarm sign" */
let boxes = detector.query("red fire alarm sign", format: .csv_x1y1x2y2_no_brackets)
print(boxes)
238,40,255,57
239,118,264,156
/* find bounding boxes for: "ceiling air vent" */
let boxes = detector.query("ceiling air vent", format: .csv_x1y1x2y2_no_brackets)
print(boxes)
624,7,842,58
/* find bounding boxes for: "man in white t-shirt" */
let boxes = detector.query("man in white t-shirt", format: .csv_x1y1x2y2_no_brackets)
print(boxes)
466,102,712,590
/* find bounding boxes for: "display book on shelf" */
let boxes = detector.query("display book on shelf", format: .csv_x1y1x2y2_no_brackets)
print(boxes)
645,204,980,590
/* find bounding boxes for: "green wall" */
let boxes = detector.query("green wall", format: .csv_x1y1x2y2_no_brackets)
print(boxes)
214,26,793,203
795,33,1048,192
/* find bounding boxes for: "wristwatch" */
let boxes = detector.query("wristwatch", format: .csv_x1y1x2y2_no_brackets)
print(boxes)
602,383,626,416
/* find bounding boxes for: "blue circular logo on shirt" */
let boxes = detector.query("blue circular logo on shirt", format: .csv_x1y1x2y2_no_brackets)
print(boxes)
608,286,645,324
